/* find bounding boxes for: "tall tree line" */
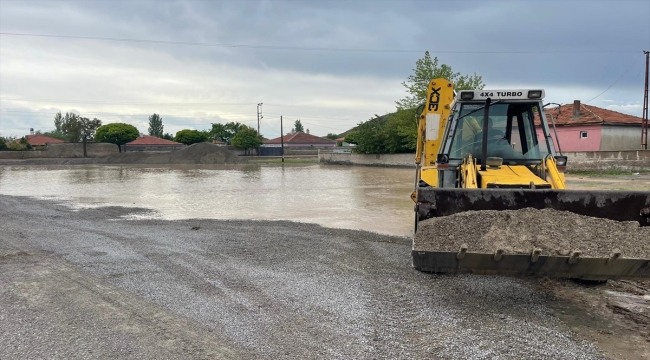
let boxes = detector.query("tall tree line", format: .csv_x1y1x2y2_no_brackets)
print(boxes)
345,51,484,154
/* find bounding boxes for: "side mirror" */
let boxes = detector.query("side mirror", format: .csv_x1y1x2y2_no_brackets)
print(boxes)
554,155,567,172
437,154,449,164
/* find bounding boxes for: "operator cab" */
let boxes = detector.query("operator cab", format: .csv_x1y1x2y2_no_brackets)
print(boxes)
441,89,557,167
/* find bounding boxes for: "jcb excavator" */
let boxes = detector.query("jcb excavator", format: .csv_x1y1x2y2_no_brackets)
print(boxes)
411,78,650,280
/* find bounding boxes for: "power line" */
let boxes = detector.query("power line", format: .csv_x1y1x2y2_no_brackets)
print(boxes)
0,107,371,124
0,97,377,113
0,97,256,106
0,108,257,119
0,32,640,54
264,112,366,122
585,57,642,104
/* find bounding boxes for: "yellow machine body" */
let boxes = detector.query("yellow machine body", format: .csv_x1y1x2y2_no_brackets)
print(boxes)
411,78,650,280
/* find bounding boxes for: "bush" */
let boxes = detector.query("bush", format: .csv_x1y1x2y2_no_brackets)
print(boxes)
19,137,33,150
0,138,7,151
175,129,207,145
7,142,28,151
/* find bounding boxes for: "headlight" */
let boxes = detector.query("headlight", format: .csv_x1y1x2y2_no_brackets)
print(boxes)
460,91,474,100
528,90,543,99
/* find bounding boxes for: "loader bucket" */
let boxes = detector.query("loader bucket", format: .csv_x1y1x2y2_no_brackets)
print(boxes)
413,188,650,280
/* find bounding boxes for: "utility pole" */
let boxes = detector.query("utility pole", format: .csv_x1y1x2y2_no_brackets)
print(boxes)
257,103,263,156
257,103,263,137
280,116,285,163
642,50,649,150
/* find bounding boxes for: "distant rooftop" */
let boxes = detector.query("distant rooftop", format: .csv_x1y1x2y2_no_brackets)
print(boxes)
265,131,337,145
537,100,644,126
24,134,65,146
126,135,183,145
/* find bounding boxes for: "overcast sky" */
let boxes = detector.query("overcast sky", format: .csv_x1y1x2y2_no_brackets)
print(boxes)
1,0,649,138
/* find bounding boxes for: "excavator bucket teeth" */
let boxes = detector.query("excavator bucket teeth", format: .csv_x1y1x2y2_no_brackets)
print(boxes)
411,251,650,281
414,188,650,280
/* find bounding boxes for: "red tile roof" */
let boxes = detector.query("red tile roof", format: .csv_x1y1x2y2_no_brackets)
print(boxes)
126,135,183,145
264,132,337,145
24,135,65,146
536,101,644,127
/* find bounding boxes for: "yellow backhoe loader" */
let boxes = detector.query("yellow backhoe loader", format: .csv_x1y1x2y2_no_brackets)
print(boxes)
411,78,650,280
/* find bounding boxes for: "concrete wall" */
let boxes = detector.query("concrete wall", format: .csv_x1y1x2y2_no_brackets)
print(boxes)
319,151,650,171
319,152,415,167
536,124,602,152
599,125,643,151
0,142,119,159
565,150,650,171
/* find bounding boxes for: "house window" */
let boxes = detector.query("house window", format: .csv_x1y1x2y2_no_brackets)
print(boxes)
580,131,588,139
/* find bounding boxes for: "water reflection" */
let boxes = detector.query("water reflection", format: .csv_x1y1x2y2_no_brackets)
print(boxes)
0,164,415,237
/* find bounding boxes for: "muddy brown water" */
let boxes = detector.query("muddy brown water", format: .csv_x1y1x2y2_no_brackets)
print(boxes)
0,163,416,236
0,164,647,237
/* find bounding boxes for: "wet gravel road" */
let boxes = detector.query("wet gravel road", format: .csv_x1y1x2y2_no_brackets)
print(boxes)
0,195,605,359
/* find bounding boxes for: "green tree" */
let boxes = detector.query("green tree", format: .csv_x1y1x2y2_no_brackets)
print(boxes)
54,112,64,133
348,115,391,154
208,122,244,144
231,126,262,155
46,111,68,141
95,123,139,152
325,133,339,140
60,112,82,142
200,130,211,141
162,133,174,141
342,108,419,155
79,117,103,157
294,120,304,133
344,131,358,145
383,108,418,153
175,129,207,145
396,51,485,110
0,137,6,151
148,114,164,137
17,137,33,150
42,131,67,141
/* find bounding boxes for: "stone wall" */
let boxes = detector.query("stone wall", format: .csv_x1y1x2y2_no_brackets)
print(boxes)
319,151,650,171
318,152,415,167
0,142,119,159
565,150,650,171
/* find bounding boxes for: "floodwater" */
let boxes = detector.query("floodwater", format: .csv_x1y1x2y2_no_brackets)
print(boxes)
1,163,647,237
0,164,416,237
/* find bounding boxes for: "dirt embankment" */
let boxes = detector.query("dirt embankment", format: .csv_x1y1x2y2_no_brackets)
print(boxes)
101,142,244,165
0,142,246,165
414,208,650,258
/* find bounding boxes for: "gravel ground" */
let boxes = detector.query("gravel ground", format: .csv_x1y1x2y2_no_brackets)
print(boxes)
415,208,650,257
0,195,607,359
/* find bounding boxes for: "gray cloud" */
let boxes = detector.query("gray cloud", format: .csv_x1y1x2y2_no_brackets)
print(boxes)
1,0,649,137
